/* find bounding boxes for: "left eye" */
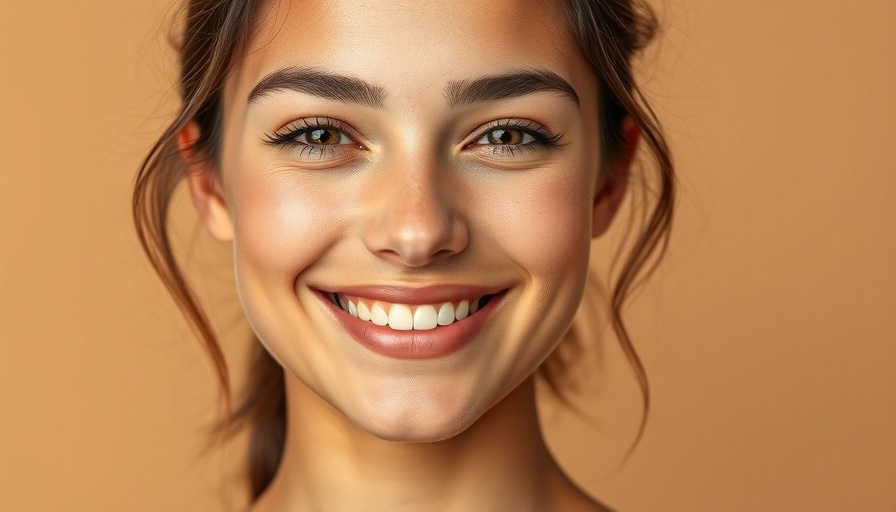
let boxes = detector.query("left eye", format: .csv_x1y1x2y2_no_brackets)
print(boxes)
294,127,353,145
475,127,536,145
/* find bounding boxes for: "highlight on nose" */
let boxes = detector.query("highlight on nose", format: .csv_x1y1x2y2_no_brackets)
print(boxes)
363,188,469,267
386,221,467,266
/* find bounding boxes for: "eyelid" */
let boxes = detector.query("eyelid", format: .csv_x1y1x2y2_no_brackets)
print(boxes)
463,118,561,148
263,116,367,148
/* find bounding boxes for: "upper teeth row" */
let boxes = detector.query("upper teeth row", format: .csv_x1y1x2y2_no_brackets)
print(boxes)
334,294,482,330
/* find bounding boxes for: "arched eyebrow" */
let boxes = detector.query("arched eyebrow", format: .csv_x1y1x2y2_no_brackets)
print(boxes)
444,69,580,109
246,67,580,109
247,67,387,107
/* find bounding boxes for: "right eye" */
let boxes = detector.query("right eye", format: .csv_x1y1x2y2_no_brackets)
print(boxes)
475,127,537,146
263,117,363,159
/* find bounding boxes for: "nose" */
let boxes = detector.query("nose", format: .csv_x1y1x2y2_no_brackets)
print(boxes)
362,157,468,267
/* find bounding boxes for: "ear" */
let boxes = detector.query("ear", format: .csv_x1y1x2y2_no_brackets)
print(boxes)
592,116,639,238
179,120,234,242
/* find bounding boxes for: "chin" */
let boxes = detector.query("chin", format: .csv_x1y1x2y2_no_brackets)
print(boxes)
343,387,485,443
354,415,477,444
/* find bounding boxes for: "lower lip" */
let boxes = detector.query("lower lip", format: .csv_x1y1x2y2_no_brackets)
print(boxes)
314,290,506,360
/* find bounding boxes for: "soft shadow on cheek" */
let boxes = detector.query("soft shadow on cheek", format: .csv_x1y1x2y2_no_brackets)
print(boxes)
232,174,343,285
489,178,594,279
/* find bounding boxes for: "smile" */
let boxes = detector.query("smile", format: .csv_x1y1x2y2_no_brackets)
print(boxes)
313,285,507,359
326,292,495,331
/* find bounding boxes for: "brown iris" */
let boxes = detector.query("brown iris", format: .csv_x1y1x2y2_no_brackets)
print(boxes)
308,128,341,145
486,128,523,145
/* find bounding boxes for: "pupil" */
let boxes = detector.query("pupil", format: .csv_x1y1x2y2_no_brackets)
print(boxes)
311,129,335,144
489,129,519,145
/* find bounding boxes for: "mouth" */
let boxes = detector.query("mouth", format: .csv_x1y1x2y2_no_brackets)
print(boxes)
311,284,508,359
324,291,498,331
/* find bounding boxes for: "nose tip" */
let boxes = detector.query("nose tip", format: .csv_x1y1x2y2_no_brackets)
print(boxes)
363,177,468,267
378,218,468,267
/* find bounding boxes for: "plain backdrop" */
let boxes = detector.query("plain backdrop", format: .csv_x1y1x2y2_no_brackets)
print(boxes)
1,1,894,511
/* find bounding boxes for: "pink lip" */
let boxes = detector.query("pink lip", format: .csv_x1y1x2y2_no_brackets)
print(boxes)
312,287,507,360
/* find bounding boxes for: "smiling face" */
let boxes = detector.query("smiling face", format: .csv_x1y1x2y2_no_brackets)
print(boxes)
186,0,621,442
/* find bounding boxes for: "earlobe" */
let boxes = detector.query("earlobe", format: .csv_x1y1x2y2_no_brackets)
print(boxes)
179,120,234,242
592,116,639,238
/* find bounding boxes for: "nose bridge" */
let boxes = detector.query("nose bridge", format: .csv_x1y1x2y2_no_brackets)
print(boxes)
363,153,467,266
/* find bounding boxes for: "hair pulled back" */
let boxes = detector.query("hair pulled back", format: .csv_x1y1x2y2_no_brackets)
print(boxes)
133,0,674,501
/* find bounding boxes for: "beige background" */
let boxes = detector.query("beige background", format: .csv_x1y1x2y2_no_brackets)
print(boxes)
1,1,894,511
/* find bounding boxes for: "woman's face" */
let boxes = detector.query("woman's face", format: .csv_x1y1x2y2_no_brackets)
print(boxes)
194,0,614,441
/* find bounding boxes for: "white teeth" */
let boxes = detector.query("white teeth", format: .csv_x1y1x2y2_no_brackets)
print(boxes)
333,293,493,330
370,302,389,326
388,304,414,330
455,300,469,320
437,303,455,326
413,305,438,330
356,300,371,321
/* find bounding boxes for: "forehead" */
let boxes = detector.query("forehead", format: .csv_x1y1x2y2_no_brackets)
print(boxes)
228,0,591,105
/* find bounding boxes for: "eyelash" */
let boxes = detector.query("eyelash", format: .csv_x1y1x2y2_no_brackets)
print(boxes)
262,117,563,159
469,118,563,158
262,117,359,159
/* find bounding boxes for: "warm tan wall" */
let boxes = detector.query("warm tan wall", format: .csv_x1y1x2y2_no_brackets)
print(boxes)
1,1,893,511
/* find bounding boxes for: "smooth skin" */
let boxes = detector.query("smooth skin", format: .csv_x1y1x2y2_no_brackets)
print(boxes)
182,0,637,510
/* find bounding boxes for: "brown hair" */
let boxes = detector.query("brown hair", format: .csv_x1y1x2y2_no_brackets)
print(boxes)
132,0,674,501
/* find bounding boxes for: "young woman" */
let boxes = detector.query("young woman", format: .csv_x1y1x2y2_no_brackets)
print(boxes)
133,0,674,510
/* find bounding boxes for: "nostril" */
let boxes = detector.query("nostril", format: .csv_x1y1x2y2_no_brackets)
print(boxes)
431,248,456,260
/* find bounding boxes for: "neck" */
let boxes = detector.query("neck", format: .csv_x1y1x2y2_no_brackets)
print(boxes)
254,373,566,512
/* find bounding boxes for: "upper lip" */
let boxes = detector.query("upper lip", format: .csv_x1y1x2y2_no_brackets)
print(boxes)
315,284,506,304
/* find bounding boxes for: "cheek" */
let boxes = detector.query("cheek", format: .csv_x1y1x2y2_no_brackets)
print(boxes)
461,169,595,389
475,172,595,282
226,171,358,375
229,172,343,293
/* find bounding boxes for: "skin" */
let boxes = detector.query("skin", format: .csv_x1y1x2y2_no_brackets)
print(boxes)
182,0,637,510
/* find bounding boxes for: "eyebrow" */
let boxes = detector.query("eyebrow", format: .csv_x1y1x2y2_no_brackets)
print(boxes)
246,67,579,109
445,69,580,109
247,67,387,107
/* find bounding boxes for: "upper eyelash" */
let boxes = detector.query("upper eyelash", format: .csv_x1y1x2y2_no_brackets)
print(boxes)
469,119,563,149
262,117,355,147
261,117,563,157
